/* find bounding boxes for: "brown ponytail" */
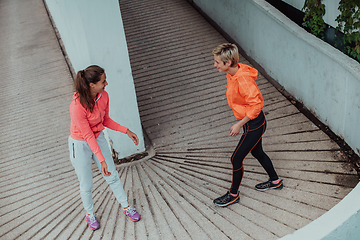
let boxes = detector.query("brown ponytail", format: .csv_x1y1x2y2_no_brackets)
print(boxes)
74,65,104,112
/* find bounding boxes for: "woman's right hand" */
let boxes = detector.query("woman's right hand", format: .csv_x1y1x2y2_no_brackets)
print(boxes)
126,129,139,145
229,122,243,136
229,116,251,136
101,161,111,176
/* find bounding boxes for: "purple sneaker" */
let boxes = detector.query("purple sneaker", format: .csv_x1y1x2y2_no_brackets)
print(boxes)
85,213,100,230
123,207,141,222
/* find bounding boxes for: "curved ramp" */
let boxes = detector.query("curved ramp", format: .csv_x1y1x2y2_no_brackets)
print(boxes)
0,0,358,239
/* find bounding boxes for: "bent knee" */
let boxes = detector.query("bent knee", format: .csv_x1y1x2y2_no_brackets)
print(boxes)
80,184,93,194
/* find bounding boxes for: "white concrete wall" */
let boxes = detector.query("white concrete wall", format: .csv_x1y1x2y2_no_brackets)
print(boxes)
45,0,145,158
282,0,340,28
279,183,360,240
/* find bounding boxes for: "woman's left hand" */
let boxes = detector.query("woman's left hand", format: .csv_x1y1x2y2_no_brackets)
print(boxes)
127,129,139,145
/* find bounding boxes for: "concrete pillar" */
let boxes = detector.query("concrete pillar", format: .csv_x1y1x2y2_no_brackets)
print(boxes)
44,0,145,158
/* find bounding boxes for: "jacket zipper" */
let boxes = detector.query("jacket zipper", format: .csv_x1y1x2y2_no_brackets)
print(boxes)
96,100,102,132
72,143,75,158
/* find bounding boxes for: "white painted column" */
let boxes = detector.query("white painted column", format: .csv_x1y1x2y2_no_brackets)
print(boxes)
45,0,145,158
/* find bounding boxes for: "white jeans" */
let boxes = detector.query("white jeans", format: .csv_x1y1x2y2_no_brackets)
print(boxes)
68,131,129,214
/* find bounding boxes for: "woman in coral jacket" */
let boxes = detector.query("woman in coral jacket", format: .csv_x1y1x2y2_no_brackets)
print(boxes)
68,65,141,230
212,44,283,207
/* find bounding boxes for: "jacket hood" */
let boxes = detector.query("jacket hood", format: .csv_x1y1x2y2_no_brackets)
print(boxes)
229,63,258,81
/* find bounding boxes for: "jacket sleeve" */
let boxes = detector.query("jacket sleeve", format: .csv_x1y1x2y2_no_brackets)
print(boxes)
238,76,264,120
102,94,128,134
71,104,106,162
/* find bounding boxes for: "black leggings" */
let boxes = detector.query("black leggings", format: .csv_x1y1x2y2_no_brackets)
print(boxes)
230,111,278,194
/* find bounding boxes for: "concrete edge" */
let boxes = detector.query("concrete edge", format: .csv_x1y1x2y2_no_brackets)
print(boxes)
252,0,360,82
279,182,360,240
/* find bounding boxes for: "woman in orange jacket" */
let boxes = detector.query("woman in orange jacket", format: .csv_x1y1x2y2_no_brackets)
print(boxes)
212,43,283,207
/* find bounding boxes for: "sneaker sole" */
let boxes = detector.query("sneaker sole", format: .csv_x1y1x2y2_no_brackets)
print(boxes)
129,216,141,222
123,211,141,222
85,217,100,230
256,183,283,191
213,197,240,207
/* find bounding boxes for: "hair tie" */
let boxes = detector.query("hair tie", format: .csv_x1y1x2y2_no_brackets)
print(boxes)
82,70,85,76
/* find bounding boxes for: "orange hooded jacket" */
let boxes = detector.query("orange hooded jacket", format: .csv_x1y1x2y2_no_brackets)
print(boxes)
226,63,264,120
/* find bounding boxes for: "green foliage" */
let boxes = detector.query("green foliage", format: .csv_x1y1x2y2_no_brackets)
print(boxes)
302,0,326,38
336,0,360,62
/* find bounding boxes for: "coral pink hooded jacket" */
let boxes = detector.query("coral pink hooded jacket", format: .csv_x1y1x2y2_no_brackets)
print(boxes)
226,63,264,120
70,91,128,162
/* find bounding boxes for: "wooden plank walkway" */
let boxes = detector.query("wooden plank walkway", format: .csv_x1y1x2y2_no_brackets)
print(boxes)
0,0,358,239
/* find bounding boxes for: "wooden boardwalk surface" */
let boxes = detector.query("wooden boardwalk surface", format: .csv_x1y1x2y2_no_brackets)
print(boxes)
0,0,358,239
